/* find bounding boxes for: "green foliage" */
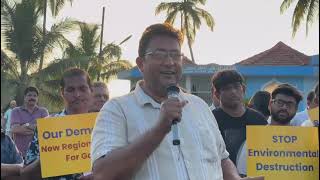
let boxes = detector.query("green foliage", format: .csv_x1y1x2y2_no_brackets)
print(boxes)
155,0,214,62
1,0,74,108
1,1,131,111
280,0,319,37
35,0,73,17
63,21,133,81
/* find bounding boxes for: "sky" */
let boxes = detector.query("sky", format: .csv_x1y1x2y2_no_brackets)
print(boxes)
48,0,319,98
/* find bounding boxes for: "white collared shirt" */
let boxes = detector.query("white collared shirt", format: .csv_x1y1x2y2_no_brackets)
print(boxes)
91,81,229,180
290,109,309,126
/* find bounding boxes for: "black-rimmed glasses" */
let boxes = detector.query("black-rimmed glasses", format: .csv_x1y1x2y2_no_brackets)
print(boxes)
144,50,183,62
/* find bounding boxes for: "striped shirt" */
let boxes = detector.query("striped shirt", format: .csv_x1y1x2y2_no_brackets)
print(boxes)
91,82,229,180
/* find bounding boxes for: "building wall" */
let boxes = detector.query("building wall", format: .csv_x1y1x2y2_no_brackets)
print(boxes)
245,76,307,111
188,75,212,104
127,74,318,111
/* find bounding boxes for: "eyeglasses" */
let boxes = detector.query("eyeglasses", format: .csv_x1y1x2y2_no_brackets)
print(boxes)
272,99,296,109
144,50,183,62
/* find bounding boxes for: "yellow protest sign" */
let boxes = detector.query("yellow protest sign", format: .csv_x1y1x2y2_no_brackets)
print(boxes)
247,126,319,180
308,107,319,126
37,113,98,178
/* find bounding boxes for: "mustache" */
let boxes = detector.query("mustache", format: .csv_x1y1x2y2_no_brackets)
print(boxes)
277,110,289,115
71,99,88,104
28,99,36,102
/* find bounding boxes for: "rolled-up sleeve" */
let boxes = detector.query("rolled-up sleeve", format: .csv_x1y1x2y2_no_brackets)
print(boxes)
91,99,128,165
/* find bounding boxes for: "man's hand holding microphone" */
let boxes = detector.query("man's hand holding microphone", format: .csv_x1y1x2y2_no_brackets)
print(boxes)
154,85,188,145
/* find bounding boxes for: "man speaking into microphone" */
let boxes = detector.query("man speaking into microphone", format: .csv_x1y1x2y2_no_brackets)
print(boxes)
91,23,257,180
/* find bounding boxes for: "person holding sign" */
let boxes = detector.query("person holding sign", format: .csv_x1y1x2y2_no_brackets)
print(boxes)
21,68,93,180
236,83,303,176
91,23,263,180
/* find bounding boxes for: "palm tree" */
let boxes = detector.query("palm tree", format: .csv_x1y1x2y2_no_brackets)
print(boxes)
31,22,133,109
155,0,214,63
1,50,20,106
280,0,319,37
1,0,74,105
64,21,133,82
35,0,73,71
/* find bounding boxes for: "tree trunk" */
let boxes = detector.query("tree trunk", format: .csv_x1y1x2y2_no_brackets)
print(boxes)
16,62,29,106
39,0,47,71
97,7,106,82
184,16,195,63
187,36,195,63
180,13,183,32
97,61,101,82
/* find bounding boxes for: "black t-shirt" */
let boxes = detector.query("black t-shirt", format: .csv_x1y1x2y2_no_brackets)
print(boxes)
212,107,267,164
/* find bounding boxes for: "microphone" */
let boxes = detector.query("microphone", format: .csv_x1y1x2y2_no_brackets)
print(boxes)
166,85,181,145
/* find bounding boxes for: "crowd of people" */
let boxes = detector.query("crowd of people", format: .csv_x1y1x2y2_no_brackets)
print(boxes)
1,23,318,180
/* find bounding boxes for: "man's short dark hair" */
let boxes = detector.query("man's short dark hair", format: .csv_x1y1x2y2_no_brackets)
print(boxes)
24,86,39,96
211,70,245,92
60,68,92,89
307,91,316,102
93,81,107,89
138,23,184,57
315,83,319,94
248,91,271,117
271,83,303,105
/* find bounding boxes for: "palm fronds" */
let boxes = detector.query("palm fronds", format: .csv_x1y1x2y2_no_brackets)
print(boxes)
280,0,319,37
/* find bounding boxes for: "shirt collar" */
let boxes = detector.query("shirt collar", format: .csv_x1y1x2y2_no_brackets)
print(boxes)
20,105,39,112
134,81,185,109
134,81,161,108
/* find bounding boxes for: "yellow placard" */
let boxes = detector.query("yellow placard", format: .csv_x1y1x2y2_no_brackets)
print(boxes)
37,113,98,178
308,107,319,126
247,126,319,180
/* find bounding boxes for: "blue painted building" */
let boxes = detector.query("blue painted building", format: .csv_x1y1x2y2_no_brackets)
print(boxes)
118,42,319,111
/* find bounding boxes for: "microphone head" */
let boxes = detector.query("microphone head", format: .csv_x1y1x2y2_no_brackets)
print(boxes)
166,85,180,97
